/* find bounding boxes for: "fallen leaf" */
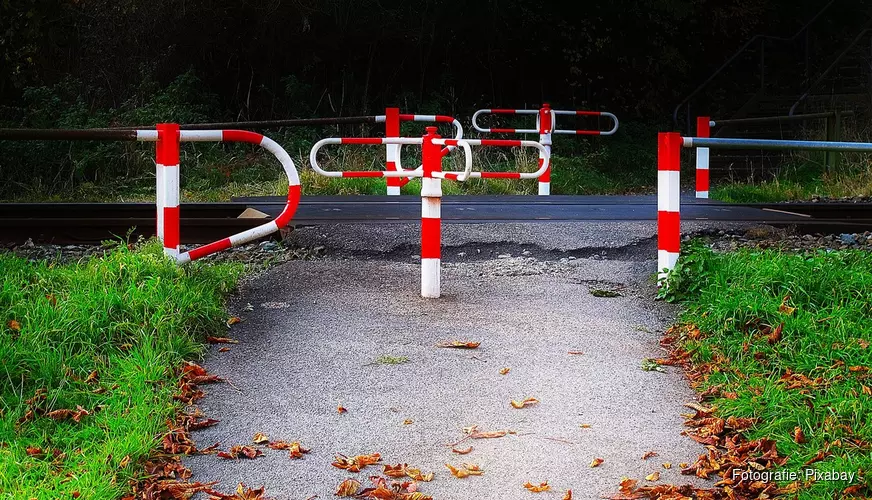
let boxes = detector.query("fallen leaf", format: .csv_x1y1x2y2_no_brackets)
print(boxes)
641,451,658,460
510,397,539,409
206,336,239,344
803,449,830,466
469,429,508,439
590,458,604,468
452,446,473,455
216,446,263,460
499,367,510,375
436,341,480,349
619,478,637,493
218,347,231,352
188,417,219,430
252,433,269,445
25,446,43,457
45,294,57,306
524,481,550,492
333,479,361,497
768,323,784,344
579,424,591,429
662,463,672,469
332,453,381,472
678,462,688,468
7,320,20,331
407,467,434,482
84,371,99,384
226,317,241,326
384,464,408,478
46,405,90,423
207,483,268,500
562,490,572,500
337,405,347,414
403,419,413,425
645,471,660,481
568,351,584,355
445,463,483,478
779,296,796,315
794,426,806,444
335,479,361,497
119,455,131,468
72,492,80,499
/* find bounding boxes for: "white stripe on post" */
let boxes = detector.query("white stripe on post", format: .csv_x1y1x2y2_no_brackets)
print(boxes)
695,147,710,198
657,132,682,285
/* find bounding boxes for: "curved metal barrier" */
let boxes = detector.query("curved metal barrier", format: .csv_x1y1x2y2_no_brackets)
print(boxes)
310,127,550,298
472,103,618,195
377,109,464,195
0,124,301,264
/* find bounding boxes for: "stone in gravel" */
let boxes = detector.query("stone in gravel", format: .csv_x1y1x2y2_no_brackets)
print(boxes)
497,254,511,258
840,233,857,245
259,241,279,251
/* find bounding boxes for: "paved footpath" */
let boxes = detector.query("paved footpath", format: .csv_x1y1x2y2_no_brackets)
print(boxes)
186,222,722,499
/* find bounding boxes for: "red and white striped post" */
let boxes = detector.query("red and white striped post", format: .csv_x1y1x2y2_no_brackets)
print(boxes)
537,103,554,195
695,117,710,198
421,126,442,298
156,123,181,259
657,132,681,283
385,107,403,195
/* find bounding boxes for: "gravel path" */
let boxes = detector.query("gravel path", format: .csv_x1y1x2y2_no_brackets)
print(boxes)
184,222,713,499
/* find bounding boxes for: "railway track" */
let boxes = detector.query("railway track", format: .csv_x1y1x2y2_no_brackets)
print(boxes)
2,196,871,245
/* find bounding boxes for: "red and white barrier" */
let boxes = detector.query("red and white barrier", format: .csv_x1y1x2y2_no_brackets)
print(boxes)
695,116,711,198
657,132,681,284
139,124,301,263
376,109,463,195
309,129,548,298
472,103,618,195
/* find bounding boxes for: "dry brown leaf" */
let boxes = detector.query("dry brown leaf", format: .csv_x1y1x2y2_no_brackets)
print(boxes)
645,471,660,481
794,426,807,444
445,463,483,478
779,296,796,316
499,367,510,375
216,446,263,460
768,323,784,344
337,405,347,414
452,446,473,455
436,340,480,349
407,467,434,482
403,419,413,425
287,441,309,459
334,479,361,497
510,397,539,409
524,481,550,492
252,433,269,445
332,453,381,472
188,418,220,431
226,317,241,326
590,457,604,468
579,424,591,429
119,455,131,468
619,477,638,494
84,371,99,384
863,385,872,396
445,463,469,478
469,429,507,439
678,462,688,468
562,490,572,500
207,336,239,344
568,351,584,355
25,446,43,457
641,451,658,460
384,463,408,478
207,482,268,500
218,347,231,353
46,405,90,423
7,320,21,331
662,462,672,469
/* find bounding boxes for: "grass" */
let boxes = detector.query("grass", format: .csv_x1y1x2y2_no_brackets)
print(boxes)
661,242,872,498
374,355,410,365
0,240,241,499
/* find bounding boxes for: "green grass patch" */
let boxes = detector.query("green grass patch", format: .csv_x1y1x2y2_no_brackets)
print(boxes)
373,355,410,365
0,241,241,498
661,242,872,498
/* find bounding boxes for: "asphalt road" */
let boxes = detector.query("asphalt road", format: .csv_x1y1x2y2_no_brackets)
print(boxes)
185,221,718,499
